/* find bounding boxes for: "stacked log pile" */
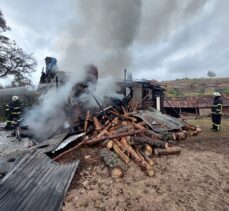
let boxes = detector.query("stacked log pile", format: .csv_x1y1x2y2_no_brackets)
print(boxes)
55,105,201,177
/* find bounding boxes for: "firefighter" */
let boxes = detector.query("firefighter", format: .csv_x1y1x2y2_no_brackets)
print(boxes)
211,92,223,132
5,96,22,130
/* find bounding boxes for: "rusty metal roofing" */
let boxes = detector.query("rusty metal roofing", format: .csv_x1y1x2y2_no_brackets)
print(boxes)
164,95,229,108
0,151,79,211
131,109,185,133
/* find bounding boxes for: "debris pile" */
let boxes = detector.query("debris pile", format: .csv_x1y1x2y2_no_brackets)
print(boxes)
54,103,201,178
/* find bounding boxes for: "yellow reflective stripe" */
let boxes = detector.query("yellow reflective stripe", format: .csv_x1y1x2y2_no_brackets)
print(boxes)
11,112,21,115
212,104,222,107
213,123,220,130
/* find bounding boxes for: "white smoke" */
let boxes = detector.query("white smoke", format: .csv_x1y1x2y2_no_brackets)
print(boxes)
55,0,142,78
24,70,85,140
78,76,123,108
24,71,121,140
54,0,207,78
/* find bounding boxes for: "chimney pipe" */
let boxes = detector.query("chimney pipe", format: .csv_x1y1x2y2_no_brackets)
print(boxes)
124,69,127,97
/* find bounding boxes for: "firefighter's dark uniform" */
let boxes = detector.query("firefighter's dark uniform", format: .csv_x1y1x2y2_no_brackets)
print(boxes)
5,98,22,129
211,96,223,131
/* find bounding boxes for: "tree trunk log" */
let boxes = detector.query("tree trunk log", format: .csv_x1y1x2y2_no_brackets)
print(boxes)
154,147,181,156
106,140,114,149
84,110,91,132
132,136,167,149
120,137,154,176
86,129,146,145
111,166,123,178
112,142,130,164
93,117,102,131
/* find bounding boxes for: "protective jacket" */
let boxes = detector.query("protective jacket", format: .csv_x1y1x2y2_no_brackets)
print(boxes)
211,96,223,131
6,99,22,128
211,96,223,114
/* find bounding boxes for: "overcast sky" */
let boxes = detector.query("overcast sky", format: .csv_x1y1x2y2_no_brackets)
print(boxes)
1,0,229,85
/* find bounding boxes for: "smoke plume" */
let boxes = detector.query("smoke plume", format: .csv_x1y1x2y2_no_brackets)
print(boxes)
24,70,121,140
24,0,208,140
54,0,206,78
55,0,142,77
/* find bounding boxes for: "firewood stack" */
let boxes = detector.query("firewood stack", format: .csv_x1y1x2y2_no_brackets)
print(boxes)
66,104,201,178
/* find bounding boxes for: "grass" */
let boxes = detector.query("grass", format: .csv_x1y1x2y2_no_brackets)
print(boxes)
188,117,229,139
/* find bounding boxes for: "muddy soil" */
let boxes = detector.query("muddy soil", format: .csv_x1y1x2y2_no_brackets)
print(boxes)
61,118,229,211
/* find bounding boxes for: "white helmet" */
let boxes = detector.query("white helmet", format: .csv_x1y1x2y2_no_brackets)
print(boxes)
12,96,19,101
213,92,221,96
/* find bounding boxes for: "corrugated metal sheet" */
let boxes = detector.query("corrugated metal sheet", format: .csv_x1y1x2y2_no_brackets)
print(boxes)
131,109,185,133
0,151,79,211
35,132,68,153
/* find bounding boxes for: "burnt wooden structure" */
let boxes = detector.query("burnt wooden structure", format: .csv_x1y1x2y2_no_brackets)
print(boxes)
0,151,79,211
118,80,164,111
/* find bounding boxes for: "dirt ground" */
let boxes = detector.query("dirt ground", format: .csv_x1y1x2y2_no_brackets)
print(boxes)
61,117,229,211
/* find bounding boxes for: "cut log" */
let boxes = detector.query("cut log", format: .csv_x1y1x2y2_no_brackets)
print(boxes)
111,117,120,126
132,136,167,149
154,147,181,156
140,151,154,166
136,149,145,160
114,139,129,156
183,124,196,131
196,127,202,132
86,129,146,145
106,140,114,149
120,137,142,163
133,123,146,130
112,142,130,164
101,146,128,177
144,130,162,139
84,110,91,132
174,131,187,140
188,130,198,136
145,144,153,155
93,117,102,131
111,125,134,135
95,122,111,138
121,106,128,115
111,166,123,178
120,137,154,176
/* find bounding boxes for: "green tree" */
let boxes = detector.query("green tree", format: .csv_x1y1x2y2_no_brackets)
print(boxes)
0,10,36,84
207,70,216,78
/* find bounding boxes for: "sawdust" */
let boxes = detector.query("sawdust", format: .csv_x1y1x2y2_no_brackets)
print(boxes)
62,118,229,211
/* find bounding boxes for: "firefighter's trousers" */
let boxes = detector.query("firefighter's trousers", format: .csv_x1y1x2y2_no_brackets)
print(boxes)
212,114,221,131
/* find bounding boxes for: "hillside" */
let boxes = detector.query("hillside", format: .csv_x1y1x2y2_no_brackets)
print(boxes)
161,77,229,97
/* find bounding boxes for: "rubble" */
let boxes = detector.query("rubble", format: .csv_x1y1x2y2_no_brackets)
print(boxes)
53,102,201,177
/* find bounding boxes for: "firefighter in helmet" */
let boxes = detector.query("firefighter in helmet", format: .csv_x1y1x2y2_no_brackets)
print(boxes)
211,92,223,131
5,96,22,130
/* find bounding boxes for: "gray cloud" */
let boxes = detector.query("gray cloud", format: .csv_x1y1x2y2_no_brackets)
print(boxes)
133,0,229,79
55,0,142,78
1,0,229,83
